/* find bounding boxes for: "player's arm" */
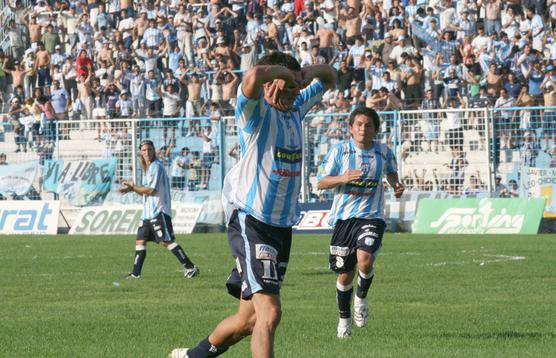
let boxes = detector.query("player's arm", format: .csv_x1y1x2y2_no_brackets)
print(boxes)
119,180,156,196
386,172,404,198
318,170,363,190
301,64,337,90
241,65,300,99
317,146,354,189
384,146,404,198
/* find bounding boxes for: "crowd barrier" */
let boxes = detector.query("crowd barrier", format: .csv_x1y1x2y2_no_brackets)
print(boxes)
0,106,554,230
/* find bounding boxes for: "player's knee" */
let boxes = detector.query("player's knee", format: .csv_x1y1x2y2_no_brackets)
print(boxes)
358,261,373,275
234,314,256,338
337,272,354,286
257,305,282,330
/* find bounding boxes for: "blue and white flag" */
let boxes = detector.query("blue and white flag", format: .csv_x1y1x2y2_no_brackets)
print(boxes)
0,161,38,197
43,159,117,206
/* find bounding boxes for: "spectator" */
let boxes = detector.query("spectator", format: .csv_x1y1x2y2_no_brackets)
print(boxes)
463,174,487,196
495,88,517,149
493,176,507,197
520,131,539,167
171,147,191,190
421,89,441,153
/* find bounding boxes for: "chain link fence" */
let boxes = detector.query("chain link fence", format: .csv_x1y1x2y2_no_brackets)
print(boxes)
0,106,554,209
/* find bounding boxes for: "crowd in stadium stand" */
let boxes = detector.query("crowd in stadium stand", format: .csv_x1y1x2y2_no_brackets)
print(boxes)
1,0,556,196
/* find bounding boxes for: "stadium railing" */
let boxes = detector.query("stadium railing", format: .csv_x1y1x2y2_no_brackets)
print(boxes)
0,106,554,210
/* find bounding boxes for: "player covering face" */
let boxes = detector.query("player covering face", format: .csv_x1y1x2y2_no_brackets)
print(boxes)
171,52,337,358
317,107,404,338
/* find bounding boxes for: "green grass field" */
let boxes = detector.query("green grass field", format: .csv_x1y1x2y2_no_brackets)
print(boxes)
1,233,555,358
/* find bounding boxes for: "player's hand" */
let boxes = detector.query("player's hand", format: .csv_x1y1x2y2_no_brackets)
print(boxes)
119,180,134,194
394,182,405,198
342,170,363,184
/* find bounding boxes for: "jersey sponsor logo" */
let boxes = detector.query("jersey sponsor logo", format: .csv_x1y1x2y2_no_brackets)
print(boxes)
330,245,349,256
346,190,373,196
255,244,278,261
347,179,379,188
272,169,301,177
275,147,302,164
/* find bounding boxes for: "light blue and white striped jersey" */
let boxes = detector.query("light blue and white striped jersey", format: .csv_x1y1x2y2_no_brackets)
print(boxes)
222,80,326,227
318,140,398,226
142,159,172,220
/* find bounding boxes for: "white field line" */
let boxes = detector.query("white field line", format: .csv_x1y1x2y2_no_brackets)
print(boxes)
430,254,526,267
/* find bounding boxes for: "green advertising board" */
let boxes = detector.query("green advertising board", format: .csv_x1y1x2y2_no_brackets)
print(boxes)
413,198,546,234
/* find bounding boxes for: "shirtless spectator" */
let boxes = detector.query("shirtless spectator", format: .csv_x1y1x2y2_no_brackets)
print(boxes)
221,69,239,115
316,23,338,63
77,71,93,120
34,42,52,94
184,73,206,136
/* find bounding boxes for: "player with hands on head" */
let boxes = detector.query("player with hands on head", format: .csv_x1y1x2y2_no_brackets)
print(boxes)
317,106,404,338
120,139,199,279
170,52,336,358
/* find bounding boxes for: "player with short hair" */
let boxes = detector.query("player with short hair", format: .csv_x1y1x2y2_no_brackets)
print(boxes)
317,107,404,338
119,139,199,279
170,52,336,357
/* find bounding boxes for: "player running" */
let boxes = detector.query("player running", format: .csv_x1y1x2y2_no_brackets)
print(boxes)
317,107,404,338
119,139,199,279
170,52,336,357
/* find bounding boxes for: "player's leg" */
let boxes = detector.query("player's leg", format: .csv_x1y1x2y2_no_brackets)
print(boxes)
128,219,151,278
355,250,376,299
158,213,199,277
329,219,358,338
353,219,386,327
250,292,281,357
336,270,356,338
129,239,147,278
179,299,255,358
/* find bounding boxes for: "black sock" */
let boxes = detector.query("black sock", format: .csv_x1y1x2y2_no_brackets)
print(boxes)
336,281,353,319
187,337,228,358
168,243,194,268
356,270,375,299
132,245,146,276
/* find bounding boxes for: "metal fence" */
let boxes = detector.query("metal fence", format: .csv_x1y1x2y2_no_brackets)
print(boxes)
0,106,554,207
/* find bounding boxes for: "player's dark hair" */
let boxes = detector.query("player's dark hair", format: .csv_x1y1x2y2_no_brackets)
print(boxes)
256,51,301,72
348,107,381,132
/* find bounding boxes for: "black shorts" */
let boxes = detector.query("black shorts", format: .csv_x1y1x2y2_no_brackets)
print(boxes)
137,212,176,243
329,218,386,273
226,210,292,300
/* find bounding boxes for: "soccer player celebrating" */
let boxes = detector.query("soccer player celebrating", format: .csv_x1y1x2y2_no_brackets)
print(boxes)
317,107,404,338
119,139,199,279
170,53,336,357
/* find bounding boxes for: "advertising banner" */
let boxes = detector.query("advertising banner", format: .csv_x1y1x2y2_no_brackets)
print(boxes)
293,192,440,233
520,167,556,218
0,201,60,235
0,161,38,197
69,203,203,235
43,159,117,206
104,188,224,225
413,198,546,234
